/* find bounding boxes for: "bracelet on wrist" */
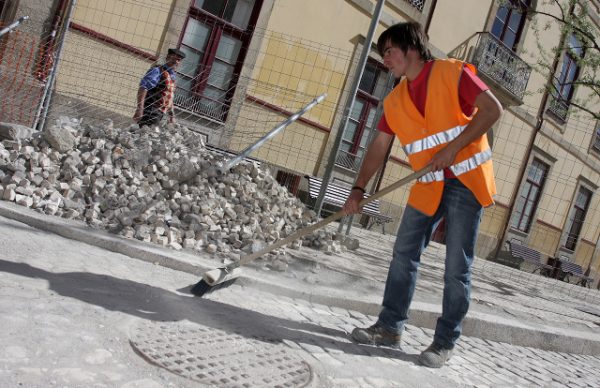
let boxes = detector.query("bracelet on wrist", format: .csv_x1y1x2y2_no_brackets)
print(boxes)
351,186,365,194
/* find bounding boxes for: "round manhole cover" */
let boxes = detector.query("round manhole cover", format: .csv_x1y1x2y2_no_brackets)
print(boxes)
130,320,314,387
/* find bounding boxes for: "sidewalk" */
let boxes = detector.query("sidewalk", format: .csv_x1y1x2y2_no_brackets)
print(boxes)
1,201,600,387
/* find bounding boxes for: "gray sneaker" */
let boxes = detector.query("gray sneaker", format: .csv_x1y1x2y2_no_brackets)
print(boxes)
418,342,453,368
351,324,401,348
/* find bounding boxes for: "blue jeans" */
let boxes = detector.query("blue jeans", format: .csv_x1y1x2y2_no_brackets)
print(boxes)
376,178,483,349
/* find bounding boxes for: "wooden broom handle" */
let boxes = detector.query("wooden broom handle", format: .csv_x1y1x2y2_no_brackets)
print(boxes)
236,166,432,268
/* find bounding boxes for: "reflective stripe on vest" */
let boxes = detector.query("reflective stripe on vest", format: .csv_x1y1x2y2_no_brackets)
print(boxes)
450,148,492,175
418,148,492,183
403,124,467,155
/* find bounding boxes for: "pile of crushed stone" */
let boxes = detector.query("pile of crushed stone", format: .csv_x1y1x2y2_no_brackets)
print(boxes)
0,118,351,271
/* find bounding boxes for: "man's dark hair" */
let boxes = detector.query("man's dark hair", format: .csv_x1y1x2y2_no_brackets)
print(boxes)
377,22,433,60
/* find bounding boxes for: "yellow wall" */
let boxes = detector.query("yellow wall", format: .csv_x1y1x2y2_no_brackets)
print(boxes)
72,0,172,54
56,32,151,118
581,193,600,243
427,0,492,55
379,161,413,204
528,222,562,258
230,100,328,175
533,121,600,244
252,0,367,130
492,110,536,204
249,0,412,130
265,1,377,52
249,32,346,129
575,240,595,269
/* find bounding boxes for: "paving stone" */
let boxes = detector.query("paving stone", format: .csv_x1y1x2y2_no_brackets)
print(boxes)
310,351,344,367
329,377,363,388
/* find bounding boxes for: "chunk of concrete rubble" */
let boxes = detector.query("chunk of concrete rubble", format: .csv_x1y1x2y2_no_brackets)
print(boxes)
341,236,360,250
43,123,76,153
0,122,37,141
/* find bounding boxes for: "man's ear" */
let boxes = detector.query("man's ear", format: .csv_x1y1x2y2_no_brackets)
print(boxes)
405,47,416,57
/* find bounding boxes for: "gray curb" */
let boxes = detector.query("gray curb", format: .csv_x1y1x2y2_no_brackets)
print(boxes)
1,200,599,355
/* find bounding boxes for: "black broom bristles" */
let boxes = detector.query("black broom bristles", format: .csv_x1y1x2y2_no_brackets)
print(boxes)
190,277,239,297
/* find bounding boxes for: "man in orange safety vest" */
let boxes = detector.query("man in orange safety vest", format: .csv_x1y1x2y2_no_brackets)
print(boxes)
344,22,502,368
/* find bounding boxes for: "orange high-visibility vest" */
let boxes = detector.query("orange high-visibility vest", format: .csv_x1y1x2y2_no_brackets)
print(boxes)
383,59,496,216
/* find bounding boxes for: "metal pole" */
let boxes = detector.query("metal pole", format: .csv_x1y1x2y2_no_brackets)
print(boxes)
0,16,29,37
32,28,58,130
34,0,77,131
220,93,326,172
314,0,385,216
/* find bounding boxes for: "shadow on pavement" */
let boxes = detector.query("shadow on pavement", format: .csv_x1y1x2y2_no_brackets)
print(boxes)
0,259,420,364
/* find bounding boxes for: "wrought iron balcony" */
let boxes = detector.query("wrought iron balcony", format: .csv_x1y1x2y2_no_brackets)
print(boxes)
404,0,425,11
174,87,228,122
547,94,569,121
450,32,531,104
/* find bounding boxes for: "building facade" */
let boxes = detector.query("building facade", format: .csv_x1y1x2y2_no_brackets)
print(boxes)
1,0,598,286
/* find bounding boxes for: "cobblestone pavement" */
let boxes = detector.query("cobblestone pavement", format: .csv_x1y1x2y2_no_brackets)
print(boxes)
292,224,600,334
1,215,600,387
209,285,600,388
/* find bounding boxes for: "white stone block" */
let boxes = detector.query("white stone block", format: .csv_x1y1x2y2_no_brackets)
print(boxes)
3,187,16,201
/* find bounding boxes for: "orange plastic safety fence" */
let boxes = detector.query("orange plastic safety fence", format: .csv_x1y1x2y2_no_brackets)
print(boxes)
0,29,46,128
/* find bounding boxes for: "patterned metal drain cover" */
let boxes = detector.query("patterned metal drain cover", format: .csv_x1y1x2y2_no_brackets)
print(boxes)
130,320,314,387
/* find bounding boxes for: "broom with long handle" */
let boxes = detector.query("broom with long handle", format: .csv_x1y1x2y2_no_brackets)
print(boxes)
191,165,432,297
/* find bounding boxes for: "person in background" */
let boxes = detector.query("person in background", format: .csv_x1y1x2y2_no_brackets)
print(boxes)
134,48,186,127
344,22,502,368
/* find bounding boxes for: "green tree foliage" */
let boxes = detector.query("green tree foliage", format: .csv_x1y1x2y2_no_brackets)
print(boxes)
503,0,599,120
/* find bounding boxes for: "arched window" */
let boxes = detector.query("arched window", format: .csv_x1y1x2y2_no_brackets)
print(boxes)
490,0,530,50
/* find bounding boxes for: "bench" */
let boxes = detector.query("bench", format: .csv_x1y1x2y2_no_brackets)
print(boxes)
506,240,554,274
304,175,394,234
560,261,594,288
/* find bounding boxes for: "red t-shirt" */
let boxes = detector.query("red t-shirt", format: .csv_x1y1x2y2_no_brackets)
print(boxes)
378,61,489,178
